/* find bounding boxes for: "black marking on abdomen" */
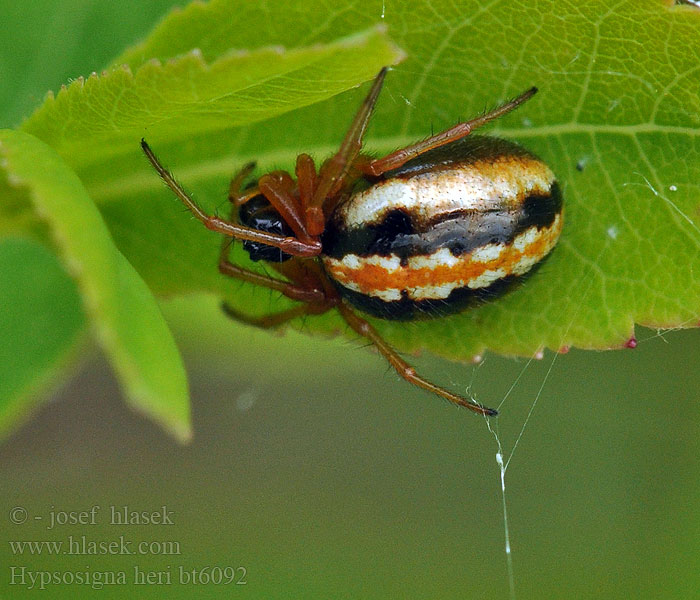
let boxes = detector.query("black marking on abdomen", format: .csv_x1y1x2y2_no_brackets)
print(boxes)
515,181,562,234
323,183,561,261
322,208,416,260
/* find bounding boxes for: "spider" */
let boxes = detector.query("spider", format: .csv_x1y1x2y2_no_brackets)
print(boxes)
141,67,563,417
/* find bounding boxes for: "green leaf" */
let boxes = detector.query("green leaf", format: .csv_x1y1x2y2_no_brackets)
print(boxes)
0,129,191,441
0,237,85,440
7,0,700,370
21,26,405,165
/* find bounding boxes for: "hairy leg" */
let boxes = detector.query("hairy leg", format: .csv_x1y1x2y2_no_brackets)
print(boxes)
337,301,498,417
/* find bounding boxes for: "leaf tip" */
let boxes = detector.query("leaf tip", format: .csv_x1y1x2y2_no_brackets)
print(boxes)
368,22,408,65
124,385,193,444
168,421,194,444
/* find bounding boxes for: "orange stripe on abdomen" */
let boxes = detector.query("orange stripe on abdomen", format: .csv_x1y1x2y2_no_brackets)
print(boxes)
323,216,562,299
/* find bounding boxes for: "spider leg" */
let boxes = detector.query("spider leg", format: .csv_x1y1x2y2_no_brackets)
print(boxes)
258,171,313,242
336,301,498,417
228,161,257,205
306,67,388,234
141,139,321,257
218,240,325,304
295,154,320,233
221,300,332,330
365,86,538,176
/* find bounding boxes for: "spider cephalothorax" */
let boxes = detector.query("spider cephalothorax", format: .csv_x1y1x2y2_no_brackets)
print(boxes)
238,195,294,263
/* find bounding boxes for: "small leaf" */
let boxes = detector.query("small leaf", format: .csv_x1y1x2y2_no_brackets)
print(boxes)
0,130,191,441
22,26,405,165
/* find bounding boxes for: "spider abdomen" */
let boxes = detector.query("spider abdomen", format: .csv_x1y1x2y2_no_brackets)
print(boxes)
320,136,563,320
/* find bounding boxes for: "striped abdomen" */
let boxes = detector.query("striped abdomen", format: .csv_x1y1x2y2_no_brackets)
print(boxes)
321,136,563,320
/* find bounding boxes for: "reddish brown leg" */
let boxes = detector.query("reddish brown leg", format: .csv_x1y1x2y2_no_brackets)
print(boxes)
336,301,498,417
365,86,538,176
258,172,312,242
228,161,257,204
141,139,321,257
307,67,388,226
221,301,332,330
217,240,325,304
295,154,321,235
231,186,261,206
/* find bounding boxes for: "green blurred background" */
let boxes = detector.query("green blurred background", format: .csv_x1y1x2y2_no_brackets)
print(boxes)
0,1,698,598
